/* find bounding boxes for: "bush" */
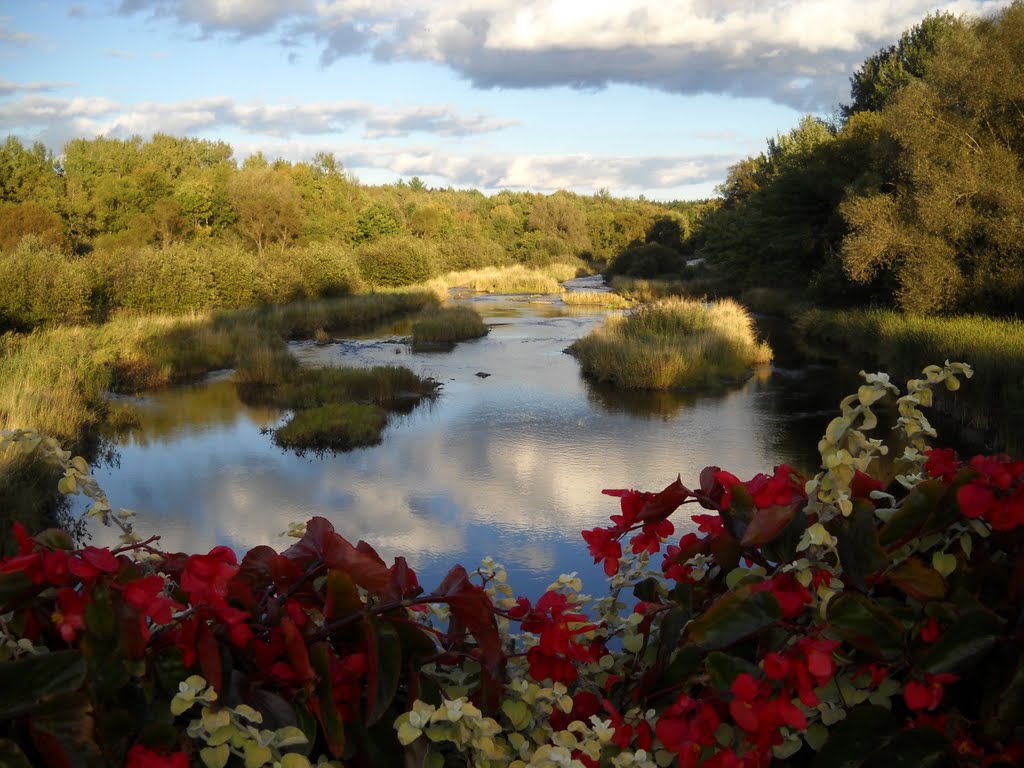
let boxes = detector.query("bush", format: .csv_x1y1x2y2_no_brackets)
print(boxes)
355,235,439,287
0,237,92,329
411,306,488,349
2,363,1022,767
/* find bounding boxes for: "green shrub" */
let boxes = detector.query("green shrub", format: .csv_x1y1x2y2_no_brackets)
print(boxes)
0,237,91,329
355,235,439,287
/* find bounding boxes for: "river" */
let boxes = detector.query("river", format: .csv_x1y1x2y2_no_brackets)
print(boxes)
84,278,858,598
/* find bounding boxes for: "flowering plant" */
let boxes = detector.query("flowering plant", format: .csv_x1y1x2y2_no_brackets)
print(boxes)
1,362,1022,767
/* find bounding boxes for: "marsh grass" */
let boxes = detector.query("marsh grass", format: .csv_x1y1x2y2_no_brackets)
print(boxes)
273,402,389,453
428,265,569,296
797,308,1024,450
569,297,772,390
411,306,488,350
608,276,691,302
561,291,631,309
241,365,437,411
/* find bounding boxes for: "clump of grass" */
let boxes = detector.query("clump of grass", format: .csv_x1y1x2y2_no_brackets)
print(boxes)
568,297,772,390
432,266,564,295
609,276,691,302
241,365,437,410
412,306,488,350
273,402,388,453
796,308,1024,451
561,291,631,309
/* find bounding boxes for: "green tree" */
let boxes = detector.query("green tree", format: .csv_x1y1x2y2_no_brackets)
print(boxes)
229,166,303,257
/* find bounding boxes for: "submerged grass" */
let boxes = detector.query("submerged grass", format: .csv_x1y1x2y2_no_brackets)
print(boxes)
568,297,772,390
273,402,389,453
797,308,1024,450
412,306,488,350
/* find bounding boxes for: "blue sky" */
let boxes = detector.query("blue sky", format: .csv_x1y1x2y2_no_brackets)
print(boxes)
0,0,1003,200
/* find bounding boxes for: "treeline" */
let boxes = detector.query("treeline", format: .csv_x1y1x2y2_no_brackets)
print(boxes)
690,2,1024,316
0,133,705,330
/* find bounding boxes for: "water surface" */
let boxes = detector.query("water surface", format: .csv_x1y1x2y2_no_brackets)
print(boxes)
86,280,853,597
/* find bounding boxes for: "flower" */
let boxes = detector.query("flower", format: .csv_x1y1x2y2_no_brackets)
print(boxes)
125,745,189,768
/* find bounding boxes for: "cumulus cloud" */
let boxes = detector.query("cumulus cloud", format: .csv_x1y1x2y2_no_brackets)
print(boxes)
115,0,1003,110
0,92,514,143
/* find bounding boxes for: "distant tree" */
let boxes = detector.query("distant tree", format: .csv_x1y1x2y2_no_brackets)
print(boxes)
229,167,303,257
354,201,405,244
0,202,66,252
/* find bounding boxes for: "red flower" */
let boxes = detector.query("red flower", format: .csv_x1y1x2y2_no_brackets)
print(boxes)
919,617,940,644
904,673,958,711
125,744,189,768
752,573,811,619
69,546,119,584
122,575,179,639
53,587,87,643
692,514,725,537
629,519,674,555
925,448,961,482
957,482,994,519
582,527,622,576
181,546,238,606
746,465,804,510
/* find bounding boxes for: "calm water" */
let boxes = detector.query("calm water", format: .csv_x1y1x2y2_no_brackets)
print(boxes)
85,279,855,597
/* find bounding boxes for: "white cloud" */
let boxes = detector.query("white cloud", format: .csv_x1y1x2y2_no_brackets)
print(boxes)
0,79,74,95
116,0,1003,110
0,93,514,144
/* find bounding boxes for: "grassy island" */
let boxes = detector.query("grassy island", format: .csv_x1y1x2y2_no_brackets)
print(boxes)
568,297,772,390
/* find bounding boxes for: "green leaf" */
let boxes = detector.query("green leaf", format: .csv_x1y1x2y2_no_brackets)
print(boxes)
812,706,899,768
364,618,402,726
879,481,944,548
919,608,1005,675
200,744,230,768
888,557,946,602
826,593,904,661
686,588,781,650
705,652,760,692
309,643,345,758
34,528,74,551
28,692,104,768
0,739,33,768
866,727,947,768
830,501,887,592
0,571,32,608
0,650,86,719
323,569,362,622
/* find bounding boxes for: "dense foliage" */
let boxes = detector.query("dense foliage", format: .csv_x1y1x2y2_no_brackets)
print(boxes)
0,133,704,331
2,362,1022,768
690,2,1024,316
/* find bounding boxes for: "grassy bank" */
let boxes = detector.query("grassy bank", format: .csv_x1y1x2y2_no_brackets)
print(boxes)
412,306,489,350
797,308,1024,449
0,292,441,529
568,297,772,390
608,276,691,303
428,263,582,297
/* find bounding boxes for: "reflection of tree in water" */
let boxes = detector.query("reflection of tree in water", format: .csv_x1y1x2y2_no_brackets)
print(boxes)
102,379,281,447
583,379,701,419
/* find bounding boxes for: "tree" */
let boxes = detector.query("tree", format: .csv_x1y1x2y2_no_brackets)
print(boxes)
842,12,963,118
228,167,303,257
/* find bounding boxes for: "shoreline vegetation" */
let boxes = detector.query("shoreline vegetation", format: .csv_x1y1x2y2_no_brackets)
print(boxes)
568,296,772,390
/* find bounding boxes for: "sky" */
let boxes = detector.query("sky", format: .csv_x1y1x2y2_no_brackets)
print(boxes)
0,0,1006,200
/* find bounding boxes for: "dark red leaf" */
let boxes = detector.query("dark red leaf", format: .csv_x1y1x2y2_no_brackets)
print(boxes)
196,623,222,694
888,557,947,602
637,477,691,523
321,536,399,601
281,617,314,684
740,503,798,547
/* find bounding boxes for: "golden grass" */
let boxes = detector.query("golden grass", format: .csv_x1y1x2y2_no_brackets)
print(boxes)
429,265,565,296
560,291,632,309
568,297,772,390
273,402,389,453
608,276,691,302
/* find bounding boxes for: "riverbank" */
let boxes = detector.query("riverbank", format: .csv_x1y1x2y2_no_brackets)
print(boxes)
796,308,1024,452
